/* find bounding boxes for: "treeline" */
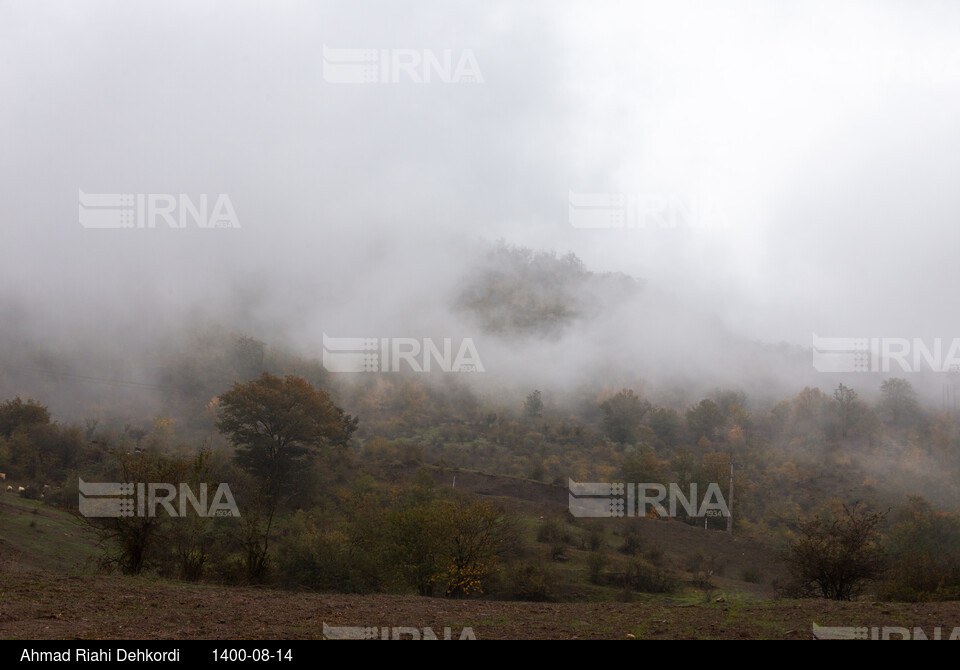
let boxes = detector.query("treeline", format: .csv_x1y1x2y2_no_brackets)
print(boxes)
4,350,960,602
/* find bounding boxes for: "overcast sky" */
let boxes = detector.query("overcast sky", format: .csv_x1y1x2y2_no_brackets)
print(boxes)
2,0,960,398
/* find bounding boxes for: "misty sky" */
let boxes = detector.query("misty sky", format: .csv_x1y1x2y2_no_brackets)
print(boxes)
2,0,960,395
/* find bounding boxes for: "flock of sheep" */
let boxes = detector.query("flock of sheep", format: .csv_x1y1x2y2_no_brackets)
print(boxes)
2,472,39,495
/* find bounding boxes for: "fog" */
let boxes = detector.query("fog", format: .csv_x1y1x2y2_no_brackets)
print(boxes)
3,0,960,415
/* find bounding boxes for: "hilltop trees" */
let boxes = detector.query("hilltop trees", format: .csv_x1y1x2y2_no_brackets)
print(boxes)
647,407,682,449
600,389,650,445
878,378,922,428
455,241,641,339
686,399,723,443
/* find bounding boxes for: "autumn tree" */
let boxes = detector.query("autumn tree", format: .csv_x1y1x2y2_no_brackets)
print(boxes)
0,396,50,438
783,502,886,600
439,498,513,598
600,389,650,445
620,445,664,485
216,373,358,580
879,496,960,601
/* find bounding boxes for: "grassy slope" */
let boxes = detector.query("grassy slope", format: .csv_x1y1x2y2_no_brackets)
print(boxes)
0,492,100,573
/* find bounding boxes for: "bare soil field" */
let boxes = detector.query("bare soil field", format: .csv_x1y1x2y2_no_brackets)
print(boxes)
2,570,959,640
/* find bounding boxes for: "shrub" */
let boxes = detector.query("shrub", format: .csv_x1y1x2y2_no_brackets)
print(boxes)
588,550,607,585
512,561,557,601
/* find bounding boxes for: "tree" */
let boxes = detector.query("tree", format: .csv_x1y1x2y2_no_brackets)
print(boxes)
878,378,921,428
0,396,49,438
386,493,514,598
686,399,723,442
790,387,833,443
620,445,664,486
522,390,544,419
783,502,886,600
215,373,358,580
648,407,682,448
439,498,512,598
879,496,960,601
713,389,747,419
600,389,650,445
833,383,858,439
86,449,194,576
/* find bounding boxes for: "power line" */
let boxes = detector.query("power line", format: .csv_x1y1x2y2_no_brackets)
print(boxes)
0,362,186,393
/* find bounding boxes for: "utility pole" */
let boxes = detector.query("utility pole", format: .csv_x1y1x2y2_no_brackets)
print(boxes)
727,461,734,534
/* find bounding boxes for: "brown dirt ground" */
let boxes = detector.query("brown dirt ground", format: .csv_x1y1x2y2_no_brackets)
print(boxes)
2,570,960,640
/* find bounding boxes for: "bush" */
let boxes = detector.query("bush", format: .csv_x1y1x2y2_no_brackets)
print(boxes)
512,561,557,601
645,543,664,566
621,559,677,593
619,528,643,556
537,518,570,544
275,512,381,593
684,550,705,573
875,496,960,602
580,524,604,551
588,550,607,585
19,485,42,500
783,503,886,600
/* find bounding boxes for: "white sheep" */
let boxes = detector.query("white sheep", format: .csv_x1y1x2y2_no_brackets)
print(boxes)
0,472,6,480
17,486,25,493
5,485,11,492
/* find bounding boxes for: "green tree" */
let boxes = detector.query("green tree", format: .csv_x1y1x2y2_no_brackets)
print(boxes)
686,399,723,442
387,500,446,596
648,407,682,448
